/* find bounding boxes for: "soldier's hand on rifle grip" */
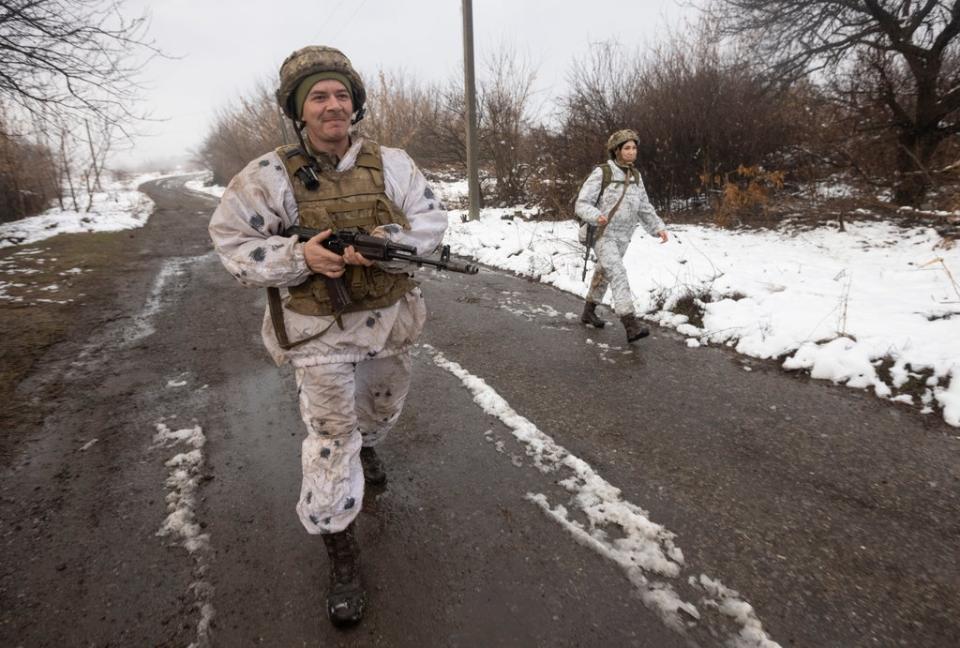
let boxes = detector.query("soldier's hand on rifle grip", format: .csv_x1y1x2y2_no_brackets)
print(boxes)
343,226,387,268
343,245,374,267
597,215,609,225
303,229,346,277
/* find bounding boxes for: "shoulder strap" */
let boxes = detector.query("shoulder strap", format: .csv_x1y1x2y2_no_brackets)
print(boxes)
354,139,382,170
594,164,613,207
595,168,632,241
275,145,319,190
599,164,612,196
353,139,385,189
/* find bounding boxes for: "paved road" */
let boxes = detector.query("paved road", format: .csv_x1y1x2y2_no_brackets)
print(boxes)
1,176,958,647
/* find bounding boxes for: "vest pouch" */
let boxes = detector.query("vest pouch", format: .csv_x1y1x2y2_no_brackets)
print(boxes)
366,266,392,298
346,266,369,300
308,278,334,310
298,203,333,231
327,200,378,230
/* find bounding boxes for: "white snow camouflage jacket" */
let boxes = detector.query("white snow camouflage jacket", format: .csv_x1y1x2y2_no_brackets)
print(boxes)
208,137,448,367
574,160,665,240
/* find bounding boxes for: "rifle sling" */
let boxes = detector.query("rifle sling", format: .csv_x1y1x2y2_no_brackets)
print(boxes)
595,170,632,242
267,286,342,350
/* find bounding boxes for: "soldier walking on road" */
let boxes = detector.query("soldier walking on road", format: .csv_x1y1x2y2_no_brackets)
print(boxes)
575,129,669,343
208,45,448,627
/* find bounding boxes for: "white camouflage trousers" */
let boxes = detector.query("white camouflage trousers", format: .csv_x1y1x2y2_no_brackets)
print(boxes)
294,352,411,534
586,235,636,316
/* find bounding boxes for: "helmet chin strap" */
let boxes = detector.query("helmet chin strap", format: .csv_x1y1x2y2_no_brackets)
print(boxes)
293,121,312,160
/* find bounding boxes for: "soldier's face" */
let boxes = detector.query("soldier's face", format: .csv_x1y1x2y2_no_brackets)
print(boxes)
618,141,638,165
301,79,353,146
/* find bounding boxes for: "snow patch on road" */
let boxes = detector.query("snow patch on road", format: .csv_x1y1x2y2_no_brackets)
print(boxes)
124,255,203,345
154,421,214,648
427,344,781,648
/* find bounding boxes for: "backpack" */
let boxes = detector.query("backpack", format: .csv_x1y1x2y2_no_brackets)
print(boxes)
572,164,612,212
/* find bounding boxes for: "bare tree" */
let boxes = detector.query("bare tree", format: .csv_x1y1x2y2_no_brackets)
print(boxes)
81,118,117,210
195,83,288,186
424,76,471,169
362,69,444,164
707,0,960,205
0,111,59,224
57,122,80,211
634,27,804,208
555,41,647,194
0,0,159,130
478,47,540,205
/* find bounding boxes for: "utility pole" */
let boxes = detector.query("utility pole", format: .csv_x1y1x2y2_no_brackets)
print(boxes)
461,0,480,221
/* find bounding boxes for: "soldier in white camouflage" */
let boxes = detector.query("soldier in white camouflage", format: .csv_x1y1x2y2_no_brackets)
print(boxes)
208,45,448,627
575,129,669,343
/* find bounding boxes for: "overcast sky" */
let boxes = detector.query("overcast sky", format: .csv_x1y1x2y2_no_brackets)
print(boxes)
115,0,700,169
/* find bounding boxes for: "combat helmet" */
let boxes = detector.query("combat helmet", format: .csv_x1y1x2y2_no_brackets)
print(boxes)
606,129,639,159
276,46,367,124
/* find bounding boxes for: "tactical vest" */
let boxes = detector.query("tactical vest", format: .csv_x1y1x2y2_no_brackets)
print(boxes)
278,140,415,317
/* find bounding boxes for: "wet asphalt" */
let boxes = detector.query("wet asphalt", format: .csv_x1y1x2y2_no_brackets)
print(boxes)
1,175,958,647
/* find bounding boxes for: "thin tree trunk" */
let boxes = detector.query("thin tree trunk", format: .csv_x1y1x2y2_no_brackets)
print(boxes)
84,119,105,193
893,129,943,206
60,132,78,211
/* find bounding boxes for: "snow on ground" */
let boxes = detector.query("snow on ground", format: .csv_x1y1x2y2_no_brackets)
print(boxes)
3,170,957,427
428,344,781,647
185,174,225,199
154,419,214,648
438,187,960,428
0,172,164,248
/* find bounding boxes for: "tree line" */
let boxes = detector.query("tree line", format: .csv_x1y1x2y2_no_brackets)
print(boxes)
198,3,959,220
2,1,959,225
0,0,155,224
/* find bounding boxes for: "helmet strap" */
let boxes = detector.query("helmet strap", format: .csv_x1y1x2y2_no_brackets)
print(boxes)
292,121,315,164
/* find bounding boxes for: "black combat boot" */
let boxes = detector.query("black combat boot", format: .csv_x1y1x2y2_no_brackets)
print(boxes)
580,301,606,328
321,523,366,627
360,446,386,485
620,313,650,343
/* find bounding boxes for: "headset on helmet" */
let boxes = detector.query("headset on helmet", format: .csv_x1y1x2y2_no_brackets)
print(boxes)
276,46,367,124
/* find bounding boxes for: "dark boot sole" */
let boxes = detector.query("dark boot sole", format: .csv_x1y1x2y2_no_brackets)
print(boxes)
360,449,386,485
328,590,366,627
364,473,387,486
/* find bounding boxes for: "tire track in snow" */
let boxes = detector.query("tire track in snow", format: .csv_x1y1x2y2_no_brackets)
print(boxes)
425,344,780,648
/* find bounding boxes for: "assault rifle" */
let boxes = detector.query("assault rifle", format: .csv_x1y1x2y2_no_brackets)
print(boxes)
581,223,596,281
283,226,479,312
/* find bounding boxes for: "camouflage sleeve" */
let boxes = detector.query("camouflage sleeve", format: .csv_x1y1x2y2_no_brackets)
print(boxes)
574,166,604,225
634,174,666,236
207,151,311,288
379,146,449,268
